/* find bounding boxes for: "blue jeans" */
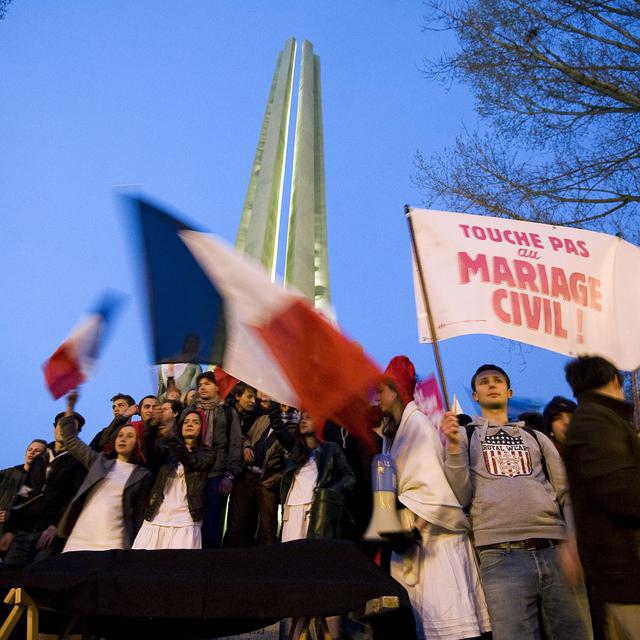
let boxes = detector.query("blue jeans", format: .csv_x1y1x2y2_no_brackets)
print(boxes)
202,476,229,549
478,545,592,640
2,530,55,567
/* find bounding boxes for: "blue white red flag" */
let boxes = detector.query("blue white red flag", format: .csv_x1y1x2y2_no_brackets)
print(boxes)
42,292,124,399
128,196,381,445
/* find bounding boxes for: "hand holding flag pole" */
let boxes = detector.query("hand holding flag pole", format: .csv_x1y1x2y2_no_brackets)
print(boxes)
405,205,450,411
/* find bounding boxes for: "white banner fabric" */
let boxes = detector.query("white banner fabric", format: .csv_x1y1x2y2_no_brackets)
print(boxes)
410,208,640,371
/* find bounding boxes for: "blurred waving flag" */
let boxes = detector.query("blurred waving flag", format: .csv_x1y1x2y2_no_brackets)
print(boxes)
128,196,381,445
211,367,240,400
42,292,124,399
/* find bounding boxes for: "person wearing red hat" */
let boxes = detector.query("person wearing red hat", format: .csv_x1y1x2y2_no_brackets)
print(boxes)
377,355,490,640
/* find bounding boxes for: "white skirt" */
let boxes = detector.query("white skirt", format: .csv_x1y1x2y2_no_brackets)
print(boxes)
131,520,202,550
281,503,312,542
391,523,491,640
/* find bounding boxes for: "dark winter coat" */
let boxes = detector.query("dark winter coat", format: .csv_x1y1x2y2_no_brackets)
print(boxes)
565,391,640,604
0,464,25,535
144,436,215,523
6,438,86,533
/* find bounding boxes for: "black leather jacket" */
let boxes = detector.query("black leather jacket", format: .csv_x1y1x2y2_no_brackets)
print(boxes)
145,437,215,523
279,441,356,504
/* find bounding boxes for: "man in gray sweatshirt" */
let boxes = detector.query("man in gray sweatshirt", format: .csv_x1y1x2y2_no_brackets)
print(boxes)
441,364,592,640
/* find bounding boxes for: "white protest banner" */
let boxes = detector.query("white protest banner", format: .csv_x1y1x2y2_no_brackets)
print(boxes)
409,208,640,371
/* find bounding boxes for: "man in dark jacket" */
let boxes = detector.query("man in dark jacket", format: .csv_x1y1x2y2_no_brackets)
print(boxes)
565,355,640,639
0,413,86,565
0,440,47,541
195,371,242,548
224,389,287,547
89,393,138,452
228,382,262,436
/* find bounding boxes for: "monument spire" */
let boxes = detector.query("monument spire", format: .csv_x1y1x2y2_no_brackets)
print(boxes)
236,38,331,314
235,38,297,280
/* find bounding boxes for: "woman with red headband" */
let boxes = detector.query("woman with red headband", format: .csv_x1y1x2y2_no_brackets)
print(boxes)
132,407,215,550
57,392,152,552
377,356,490,640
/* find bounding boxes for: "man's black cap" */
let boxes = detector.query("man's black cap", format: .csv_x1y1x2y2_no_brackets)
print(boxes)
471,364,511,391
54,411,85,432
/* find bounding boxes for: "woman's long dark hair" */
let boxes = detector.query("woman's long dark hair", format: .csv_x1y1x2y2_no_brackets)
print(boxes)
290,413,326,467
177,408,206,447
105,424,145,465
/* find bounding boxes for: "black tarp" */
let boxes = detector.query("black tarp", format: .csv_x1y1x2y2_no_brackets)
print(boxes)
0,539,415,639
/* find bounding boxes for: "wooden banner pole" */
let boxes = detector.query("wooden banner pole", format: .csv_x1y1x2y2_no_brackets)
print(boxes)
405,205,451,411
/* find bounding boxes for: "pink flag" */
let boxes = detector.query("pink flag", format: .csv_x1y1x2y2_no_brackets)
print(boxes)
414,374,446,444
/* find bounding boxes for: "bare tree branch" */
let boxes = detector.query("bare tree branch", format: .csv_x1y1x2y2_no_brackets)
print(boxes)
416,0,640,231
0,0,13,21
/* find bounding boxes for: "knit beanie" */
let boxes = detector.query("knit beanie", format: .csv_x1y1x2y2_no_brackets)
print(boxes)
382,356,416,406
542,396,576,430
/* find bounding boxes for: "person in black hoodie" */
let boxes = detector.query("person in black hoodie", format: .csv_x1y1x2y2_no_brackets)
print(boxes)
0,409,86,566
565,355,640,639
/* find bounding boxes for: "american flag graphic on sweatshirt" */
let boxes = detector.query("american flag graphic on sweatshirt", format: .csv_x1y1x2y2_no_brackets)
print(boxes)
481,429,532,477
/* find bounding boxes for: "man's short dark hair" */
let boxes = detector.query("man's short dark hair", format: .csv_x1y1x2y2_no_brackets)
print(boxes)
164,399,184,416
471,364,511,391
30,439,48,448
232,382,257,399
53,411,85,432
565,355,623,397
110,393,135,407
196,371,217,386
138,394,157,406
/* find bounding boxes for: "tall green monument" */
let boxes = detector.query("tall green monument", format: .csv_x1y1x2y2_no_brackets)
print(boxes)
235,38,331,314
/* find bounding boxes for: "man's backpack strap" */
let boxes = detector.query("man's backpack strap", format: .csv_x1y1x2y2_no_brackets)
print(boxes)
521,426,550,482
464,423,475,467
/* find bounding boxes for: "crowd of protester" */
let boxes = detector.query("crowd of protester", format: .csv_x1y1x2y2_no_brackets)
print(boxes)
0,354,638,640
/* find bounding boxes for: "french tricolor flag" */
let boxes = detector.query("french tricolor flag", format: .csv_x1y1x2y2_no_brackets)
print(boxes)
42,292,124,399
129,196,381,445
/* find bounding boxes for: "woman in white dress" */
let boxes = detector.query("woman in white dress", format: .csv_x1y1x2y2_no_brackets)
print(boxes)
58,392,152,552
275,411,356,542
132,408,215,550
378,356,491,640
276,410,356,640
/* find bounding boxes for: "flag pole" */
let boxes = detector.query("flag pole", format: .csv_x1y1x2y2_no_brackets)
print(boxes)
632,367,640,433
405,205,450,411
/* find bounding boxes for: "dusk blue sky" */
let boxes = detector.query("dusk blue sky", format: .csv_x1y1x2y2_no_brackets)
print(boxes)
1,2,577,466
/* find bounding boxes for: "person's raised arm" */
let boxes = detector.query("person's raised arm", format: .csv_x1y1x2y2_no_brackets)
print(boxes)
60,391,99,469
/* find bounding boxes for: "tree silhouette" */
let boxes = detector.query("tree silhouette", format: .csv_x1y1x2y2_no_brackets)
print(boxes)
416,0,640,238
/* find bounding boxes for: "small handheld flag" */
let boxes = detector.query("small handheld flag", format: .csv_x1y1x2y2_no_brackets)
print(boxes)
42,291,125,399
